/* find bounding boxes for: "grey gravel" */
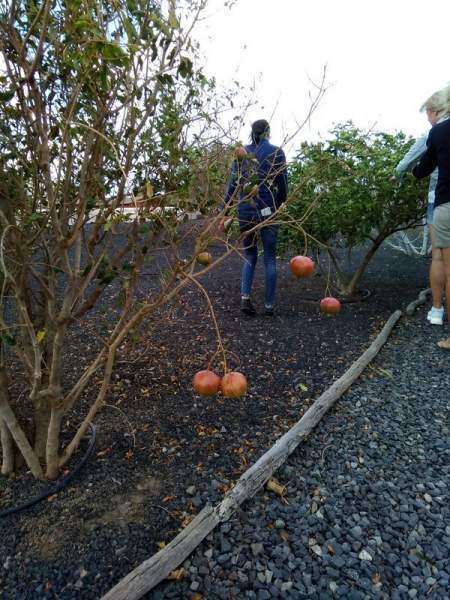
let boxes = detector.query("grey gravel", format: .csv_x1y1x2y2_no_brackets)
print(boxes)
147,303,450,599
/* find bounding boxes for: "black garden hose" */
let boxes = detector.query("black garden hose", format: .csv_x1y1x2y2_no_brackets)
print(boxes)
0,423,96,518
338,288,372,304
291,289,372,305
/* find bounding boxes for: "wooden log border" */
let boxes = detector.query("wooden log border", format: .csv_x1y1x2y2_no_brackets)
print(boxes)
101,308,404,600
405,287,430,316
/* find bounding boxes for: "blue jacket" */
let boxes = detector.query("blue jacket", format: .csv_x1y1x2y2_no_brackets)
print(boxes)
224,139,288,227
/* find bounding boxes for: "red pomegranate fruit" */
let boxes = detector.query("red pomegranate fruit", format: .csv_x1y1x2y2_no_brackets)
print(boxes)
192,370,221,396
235,146,247,161
320,296,342,317
290,255,315,278
221,372,248,398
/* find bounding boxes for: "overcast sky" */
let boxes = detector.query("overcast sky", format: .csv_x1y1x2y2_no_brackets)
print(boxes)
195,0,450,154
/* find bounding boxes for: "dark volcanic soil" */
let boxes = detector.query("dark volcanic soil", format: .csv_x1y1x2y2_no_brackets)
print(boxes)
0,236,430,600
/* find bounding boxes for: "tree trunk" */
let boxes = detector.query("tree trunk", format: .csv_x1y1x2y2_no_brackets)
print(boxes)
0,417,14,475
45,407,63,479
0,369,43,478
33,402,51,459
330,235,385,297
327,247,351,289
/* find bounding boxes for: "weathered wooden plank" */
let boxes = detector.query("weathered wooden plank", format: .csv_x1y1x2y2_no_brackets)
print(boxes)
101,309,402,600
101,506,219,600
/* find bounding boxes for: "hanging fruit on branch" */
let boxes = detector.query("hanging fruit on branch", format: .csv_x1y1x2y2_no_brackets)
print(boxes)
290,255,315,278
221,372,248,398
196,251,212,266
192,370,221,396
235,146,247,161
320,297,342,316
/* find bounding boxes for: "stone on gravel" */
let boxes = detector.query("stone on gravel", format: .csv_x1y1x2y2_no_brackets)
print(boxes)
251,543,264,557
358,549,372,561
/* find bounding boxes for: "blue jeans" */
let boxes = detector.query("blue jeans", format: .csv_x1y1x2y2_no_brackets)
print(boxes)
241,225,279,306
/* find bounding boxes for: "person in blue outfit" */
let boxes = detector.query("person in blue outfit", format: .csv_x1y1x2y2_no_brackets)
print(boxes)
395,89,450,325
223,120,288,316
413,85,450,349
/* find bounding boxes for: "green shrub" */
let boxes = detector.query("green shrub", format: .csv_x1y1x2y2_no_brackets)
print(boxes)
281,123,428,295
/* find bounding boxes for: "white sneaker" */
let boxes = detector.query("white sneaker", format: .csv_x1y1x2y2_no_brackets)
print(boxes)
427,306,444,325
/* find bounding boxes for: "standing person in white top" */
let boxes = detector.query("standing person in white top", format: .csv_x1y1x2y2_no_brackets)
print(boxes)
395,89,450,325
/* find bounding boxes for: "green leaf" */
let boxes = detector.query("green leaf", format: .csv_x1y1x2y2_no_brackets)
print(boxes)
1,334,16,346
36,330,46,343
178,56,193,79
121,262,135,272
123,17,136,41
169,10,179,29
157,73,173,87
102,42,128,63
82,263,92,276
27,213,44,224
74,18,96,32
116,288,126,307
145,181,154,197
86,197,96,210
0,89,15,102
100,274,115,284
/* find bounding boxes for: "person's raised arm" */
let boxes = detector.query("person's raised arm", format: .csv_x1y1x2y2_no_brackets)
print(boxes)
395,133,428,175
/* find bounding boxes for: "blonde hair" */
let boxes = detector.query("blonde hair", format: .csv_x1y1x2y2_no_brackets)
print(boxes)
420,85,450,118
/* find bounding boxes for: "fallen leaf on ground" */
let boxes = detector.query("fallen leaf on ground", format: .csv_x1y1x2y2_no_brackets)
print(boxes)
181,514,194,528
266,478,286,497
96,448,112,457
167,568,185,581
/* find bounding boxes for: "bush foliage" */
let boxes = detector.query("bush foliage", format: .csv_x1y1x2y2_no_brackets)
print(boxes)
280,123,428,295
